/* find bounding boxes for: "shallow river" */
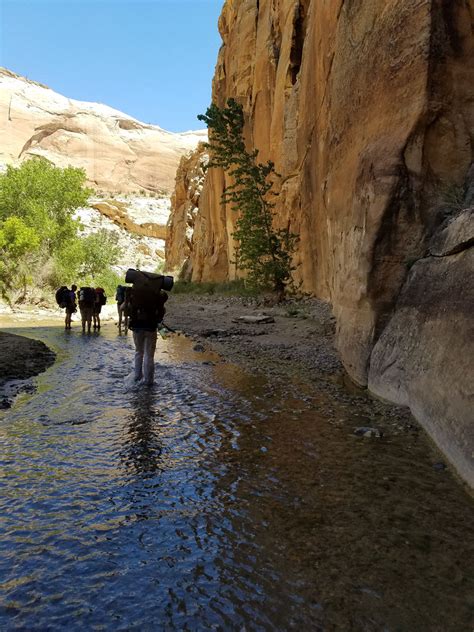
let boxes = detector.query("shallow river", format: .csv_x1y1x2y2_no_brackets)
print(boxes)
0,323,473,631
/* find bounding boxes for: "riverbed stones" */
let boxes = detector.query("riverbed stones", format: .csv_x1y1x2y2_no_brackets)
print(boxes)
0,397,11,409
233,315,275,324
354,427,383,439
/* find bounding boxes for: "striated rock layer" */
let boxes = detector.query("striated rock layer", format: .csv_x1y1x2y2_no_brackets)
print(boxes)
168,0,474,485
0,67,206,194
166,143,208,276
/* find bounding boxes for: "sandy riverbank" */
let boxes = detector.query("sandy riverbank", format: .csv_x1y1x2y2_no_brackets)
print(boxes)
166,295,418,434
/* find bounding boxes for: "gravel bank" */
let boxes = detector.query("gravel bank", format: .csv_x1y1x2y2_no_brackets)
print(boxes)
165,295,418,437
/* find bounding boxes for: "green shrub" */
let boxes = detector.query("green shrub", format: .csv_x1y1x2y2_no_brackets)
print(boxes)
0,158,91,301
0,158,124,304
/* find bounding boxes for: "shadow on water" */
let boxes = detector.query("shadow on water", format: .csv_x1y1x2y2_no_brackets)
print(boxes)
0,323,473,630
121,389,165,479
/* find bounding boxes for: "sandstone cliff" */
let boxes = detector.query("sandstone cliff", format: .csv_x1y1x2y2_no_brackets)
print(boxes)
0,67,206,194
167,0,474,485
369,205,474,487
166,143,208,277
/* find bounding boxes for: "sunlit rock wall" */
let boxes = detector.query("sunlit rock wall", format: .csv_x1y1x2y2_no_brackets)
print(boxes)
184,0,473,378
166,0,474,484
166,144,208,277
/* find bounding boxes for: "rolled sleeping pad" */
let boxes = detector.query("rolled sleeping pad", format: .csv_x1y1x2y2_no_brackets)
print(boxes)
162,275,174,291
125,268,153,284
125,268,174,291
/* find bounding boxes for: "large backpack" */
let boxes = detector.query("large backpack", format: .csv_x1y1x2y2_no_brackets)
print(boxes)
115,285,126,304
95,287,107,306
125,269,174,292
55,286,69,308
125,269,172,326
78,286,96,307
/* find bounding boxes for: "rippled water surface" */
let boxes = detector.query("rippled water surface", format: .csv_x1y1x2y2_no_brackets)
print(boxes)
0,323,473,631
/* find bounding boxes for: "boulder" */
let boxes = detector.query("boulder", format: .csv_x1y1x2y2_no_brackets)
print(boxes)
369,210,474,487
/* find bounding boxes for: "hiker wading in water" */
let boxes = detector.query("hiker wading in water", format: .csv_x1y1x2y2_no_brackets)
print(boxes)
93,287,107,330
115,284,130,333
128,281,168,386
78,286,96,334
66,285,77,329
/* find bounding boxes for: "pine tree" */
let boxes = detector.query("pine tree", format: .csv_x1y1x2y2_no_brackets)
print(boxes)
198,99,297,296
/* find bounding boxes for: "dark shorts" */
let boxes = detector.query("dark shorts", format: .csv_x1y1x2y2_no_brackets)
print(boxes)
93,305,102,315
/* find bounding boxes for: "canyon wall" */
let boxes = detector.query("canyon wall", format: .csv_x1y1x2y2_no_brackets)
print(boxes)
166,144,208,277
0,68,206,194
167,0,474,485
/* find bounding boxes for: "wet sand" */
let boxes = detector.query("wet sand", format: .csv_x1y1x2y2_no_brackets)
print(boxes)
167,294,342,382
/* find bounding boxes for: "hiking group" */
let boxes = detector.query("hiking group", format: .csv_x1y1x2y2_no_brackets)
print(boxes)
56,285,107,333
56,269,173,386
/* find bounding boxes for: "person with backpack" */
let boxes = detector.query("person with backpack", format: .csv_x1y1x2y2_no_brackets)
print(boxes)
115,284,127,332
77,286,96,334
93,287,107,331
56,284,77,329
66,285,78,329
126,270,171,385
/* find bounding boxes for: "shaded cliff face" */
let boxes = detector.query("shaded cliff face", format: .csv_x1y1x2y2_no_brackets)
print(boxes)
369,204,474,487
183,0,474,384
0,67,206,194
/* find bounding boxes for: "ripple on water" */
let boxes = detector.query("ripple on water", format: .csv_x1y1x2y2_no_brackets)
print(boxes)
0,324,473,630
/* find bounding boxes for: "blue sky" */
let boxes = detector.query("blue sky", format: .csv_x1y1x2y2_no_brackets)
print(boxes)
0,0,223,132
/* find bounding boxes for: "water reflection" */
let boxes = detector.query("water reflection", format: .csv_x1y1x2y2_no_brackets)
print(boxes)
121,389,164,479
0,324,472,631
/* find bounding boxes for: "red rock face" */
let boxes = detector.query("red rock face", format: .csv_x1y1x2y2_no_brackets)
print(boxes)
173,0,474,388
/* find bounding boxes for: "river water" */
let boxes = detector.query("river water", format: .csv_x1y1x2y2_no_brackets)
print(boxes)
0,323,473,631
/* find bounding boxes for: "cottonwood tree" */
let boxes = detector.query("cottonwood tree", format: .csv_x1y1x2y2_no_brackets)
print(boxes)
0,158,122,302
198,99,297,297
